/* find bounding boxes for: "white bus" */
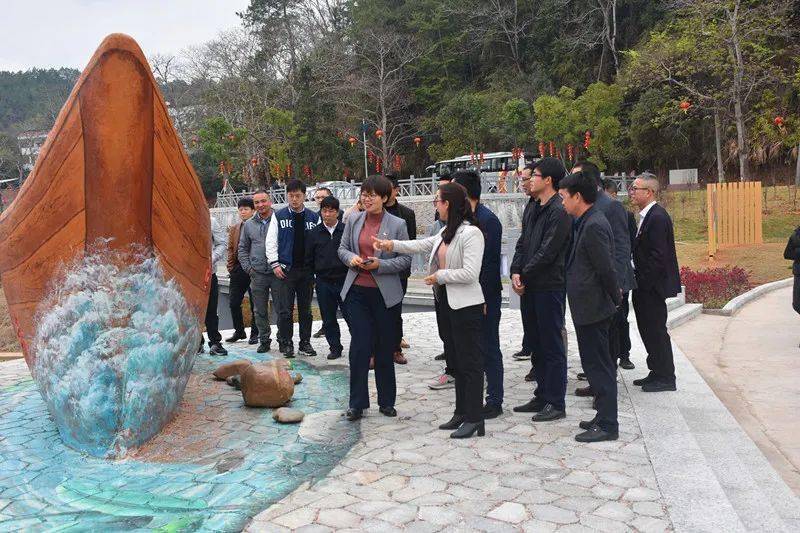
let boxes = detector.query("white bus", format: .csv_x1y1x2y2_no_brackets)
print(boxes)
433,151,538,192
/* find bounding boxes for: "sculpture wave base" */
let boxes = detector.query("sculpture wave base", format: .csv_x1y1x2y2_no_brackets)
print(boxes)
31,245,200,458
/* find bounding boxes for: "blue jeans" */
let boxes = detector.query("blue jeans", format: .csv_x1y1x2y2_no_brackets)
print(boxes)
315,278,347,354
483,291,504,408
345,285,399,410
522,290,567,411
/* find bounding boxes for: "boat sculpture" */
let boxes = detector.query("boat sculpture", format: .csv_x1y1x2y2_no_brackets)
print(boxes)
0,34,211,457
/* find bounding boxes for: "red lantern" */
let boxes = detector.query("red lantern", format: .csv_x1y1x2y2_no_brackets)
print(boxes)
286,163,292,177
367,150,375,164
479,152,485,164
549,141,555,157
376,157,382,173
774,116,785,127
414,136,422,147
393,154,402,171
583,131,591,149
348,136,357,147
679,100,691,114
218,161,225,175
538,142,545,157
303,165,312,178
250,157,258,167
227,133,235,141
567,144,574,161
375,129,384,139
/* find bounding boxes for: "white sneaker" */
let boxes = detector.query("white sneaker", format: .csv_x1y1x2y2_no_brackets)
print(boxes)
428,373,455,390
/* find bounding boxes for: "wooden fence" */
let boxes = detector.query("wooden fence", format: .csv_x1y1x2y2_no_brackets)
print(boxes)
707,181,763,257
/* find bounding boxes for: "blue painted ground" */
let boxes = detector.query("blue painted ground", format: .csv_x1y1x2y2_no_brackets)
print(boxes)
0,348,357,532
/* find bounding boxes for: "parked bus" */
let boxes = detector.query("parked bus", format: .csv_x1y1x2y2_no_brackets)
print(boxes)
433,151,538,192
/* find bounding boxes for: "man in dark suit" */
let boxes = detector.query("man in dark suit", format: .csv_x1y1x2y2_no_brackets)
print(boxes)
559,171,622,442
630,175,681,392
571,164,637,398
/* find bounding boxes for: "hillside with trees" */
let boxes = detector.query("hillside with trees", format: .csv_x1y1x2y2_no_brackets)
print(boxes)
1,0,798,196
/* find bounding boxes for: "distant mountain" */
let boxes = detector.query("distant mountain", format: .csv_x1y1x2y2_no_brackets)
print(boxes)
0,68,79,135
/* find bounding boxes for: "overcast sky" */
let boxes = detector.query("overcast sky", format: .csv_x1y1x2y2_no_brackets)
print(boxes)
0,0,251,71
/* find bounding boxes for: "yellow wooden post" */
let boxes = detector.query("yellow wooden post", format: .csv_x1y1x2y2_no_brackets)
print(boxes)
755,181,763,244
707,184,716,257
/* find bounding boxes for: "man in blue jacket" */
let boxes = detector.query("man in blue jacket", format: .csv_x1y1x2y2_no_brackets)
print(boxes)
453,170,505,419
266,179,319,357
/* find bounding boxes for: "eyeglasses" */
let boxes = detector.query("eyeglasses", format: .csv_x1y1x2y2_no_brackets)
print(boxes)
432,198,444,205
360,192,379,199
629,186,651,192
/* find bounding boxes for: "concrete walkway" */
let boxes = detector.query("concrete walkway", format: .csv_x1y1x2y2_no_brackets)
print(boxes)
671,286,800,496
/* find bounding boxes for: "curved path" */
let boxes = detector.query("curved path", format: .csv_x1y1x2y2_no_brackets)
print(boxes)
671,285,800,496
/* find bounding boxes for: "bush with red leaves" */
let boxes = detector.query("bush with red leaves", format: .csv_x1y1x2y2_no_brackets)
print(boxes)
680,265,752,309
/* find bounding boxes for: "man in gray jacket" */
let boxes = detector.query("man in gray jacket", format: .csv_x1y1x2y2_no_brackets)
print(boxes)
238,190,275,353
201,207,229,356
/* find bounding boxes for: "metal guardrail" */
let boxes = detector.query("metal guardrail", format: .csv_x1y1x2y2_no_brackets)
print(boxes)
215,173,632,207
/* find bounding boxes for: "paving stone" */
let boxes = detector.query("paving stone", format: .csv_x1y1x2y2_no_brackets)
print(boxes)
487,502,529,524
530,504,579,524
597,471,639,489
313,493,359,509
632,501,666,517
562,471,597,488
622,486,660,502
593,501,635,522
273,508,317,529
345,500,395,517
376,503,419,526
554,496,605,513
316,508,361,529
392,477,447,502
417,505,462,526
579,514,631,533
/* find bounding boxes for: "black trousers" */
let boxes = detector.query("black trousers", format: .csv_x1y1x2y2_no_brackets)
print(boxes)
616,292,631,358
521,290,567,411
316,278,347,354
395,276,408,350
273,267,314,346
793,275,800,314
229,268,259,338
203,273,221,345
435,288,485,423
345,285,399,409
575,317,618,433
633,287,676,382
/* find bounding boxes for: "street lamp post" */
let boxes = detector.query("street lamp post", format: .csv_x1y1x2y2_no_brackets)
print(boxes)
361,119,369,180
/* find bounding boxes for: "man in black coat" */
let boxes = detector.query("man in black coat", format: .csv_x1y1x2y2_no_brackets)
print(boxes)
785,225,800,318
559,171,622,442
573,164,637,385
510,158,572,422
385,173,417,364
629,175,681,392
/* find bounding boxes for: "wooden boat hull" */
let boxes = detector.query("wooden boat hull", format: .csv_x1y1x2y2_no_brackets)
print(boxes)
0,33,211,368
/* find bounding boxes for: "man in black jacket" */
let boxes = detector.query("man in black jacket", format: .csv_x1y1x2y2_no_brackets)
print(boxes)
305,195,349,359
785,225,800,318
572,163,637,395
510,158,572,422
630,175,681,392
559,171,622,442
385,173,417,364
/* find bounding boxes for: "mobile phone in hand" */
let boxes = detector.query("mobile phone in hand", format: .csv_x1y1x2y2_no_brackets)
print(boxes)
361,258,374,265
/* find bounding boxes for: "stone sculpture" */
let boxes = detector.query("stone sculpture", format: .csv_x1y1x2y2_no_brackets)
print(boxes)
0,34,211,457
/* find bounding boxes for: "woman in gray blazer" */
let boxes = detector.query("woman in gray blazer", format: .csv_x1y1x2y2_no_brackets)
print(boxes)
373,183,486,438
338,176,411,422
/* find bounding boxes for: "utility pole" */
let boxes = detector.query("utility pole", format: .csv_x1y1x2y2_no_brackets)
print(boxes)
362,119,369,180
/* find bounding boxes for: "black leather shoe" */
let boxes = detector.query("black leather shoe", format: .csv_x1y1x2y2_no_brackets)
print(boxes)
248,337,259,345
531,404,566,422
327,351,342,360
434,352,446,361
575,425,618,442
312,326,325,338
379,406,397,417
256,341,271,353
512,349,531,360
575,385,595,397
619,356,635,370
632,373,656,386
579,418,597,430
345,408,362,421
197,345,204,354
209,343,228,356
577,372,588,381
298,342,317,357
482,404,503,420
513,399,545,413
524,369,536,382
438,414,465,430
280,344,295,358
451,421,485,439
225,332,247,343
641,380,677,392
